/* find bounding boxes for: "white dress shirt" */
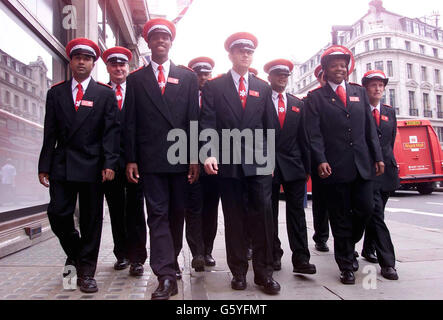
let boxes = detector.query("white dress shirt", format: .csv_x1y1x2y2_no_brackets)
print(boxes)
328,80,346,94
272,90,287,115
72,76,92,104
370,102,381,114
111,81,127,109
151,59,171,85
231,69,249,93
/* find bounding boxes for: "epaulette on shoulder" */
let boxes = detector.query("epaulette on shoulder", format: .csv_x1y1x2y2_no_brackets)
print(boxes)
130,66,145,74
349,82,363,87
287,92,303,102
209,74,224,81
383,103,393,108
97,81,112,89
51,80,66,88
178,65,194,73
308,86,322,94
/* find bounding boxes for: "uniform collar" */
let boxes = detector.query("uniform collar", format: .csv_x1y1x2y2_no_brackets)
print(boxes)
151,59,171,74
231,69,249,86
370,102,381,113
72,76,92,92
110,81,126,91
328,80,346,93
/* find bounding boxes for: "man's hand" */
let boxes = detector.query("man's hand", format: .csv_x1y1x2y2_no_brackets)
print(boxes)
188,164,200,184
318,162,332,179
375,161,385,176
38,173,50,188
204,157,218,175
126,163,139,183
102,169,115,182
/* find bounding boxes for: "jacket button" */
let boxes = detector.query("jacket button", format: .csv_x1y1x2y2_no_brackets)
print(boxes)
347,114,350,118
348,128,352,132
350,142,353,146
379,134,382,138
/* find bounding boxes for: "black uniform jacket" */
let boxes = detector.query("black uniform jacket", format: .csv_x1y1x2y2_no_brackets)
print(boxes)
199,71,276,178
124,62,199,174
38,78,120,183
374,104,400,192
270,93,310,182
305,82,383,184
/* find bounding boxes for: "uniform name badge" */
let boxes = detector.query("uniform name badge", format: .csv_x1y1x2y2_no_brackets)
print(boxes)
167,77,179,84
381,115,389,121
349,96,360,102
292,106,300,113
249,90,259,97
81,100,93,107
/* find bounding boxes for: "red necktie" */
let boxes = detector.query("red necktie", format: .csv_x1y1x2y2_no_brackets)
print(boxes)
336,85,347,107
158,65,166,95
239,76,247,109
75,83,83,112
116,84,123,110
373,108,380,127
278,93,286,128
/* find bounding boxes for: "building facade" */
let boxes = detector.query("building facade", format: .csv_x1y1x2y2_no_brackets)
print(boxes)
0,0,150,257
289,0,443,144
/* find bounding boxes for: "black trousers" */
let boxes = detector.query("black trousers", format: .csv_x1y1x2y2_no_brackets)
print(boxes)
324,175,374,271
219,175,274,281
311,174,329,244
185,180,204,257
362,183,396,267
200,175,220,255
272,179,311,265
104,169,146,264
142,172,186,281
47,179,104,277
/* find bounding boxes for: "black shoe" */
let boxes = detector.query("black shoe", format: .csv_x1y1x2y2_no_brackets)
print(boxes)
192,255,205,272
114,258,129,270
246,248,253,260
63,258,77,277
273,259,282,271
231,276,247,290
353,255,359,272
315,242,329,252
362,251,378,263
293,262,317,274
176,267,182,280
254,277,281,295
129,263,144,277
151,279,178,300
340,271,355,285
381,267,399,280
204,254,216,267
77,276,98,293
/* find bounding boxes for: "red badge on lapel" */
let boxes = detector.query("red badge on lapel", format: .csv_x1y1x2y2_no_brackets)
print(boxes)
81,100,93,107
381,115,389,121
349,96,360,102
249,90,259,97
292,106,300,113
167,77,179,84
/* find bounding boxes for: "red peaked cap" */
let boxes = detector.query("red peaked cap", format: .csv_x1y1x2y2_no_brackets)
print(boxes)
66,38,101,61
224,32,258,52
320,45,355,75
362,70,389,86
102,46,133,63
143,18,176,42
188,57,215,73
314,65,323,79
264,59,294,75
248,67,258,76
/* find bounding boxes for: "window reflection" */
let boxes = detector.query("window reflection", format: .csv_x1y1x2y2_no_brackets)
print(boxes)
0,4,66,214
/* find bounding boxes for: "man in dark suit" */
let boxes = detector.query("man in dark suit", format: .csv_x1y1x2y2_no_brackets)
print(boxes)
360,70,399,280
200,32,280,295
264,59,316,274
184,57,219,270
125,19,199,300
38,38,120,293
102,47,146,276
305,45,384,285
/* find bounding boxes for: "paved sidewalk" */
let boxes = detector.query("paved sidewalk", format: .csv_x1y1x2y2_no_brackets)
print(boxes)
0,200,443,300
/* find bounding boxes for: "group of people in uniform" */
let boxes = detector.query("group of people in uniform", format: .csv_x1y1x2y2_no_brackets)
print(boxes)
37,17,399,300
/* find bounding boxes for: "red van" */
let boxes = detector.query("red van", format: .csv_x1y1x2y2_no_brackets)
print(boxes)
394,119,443,194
